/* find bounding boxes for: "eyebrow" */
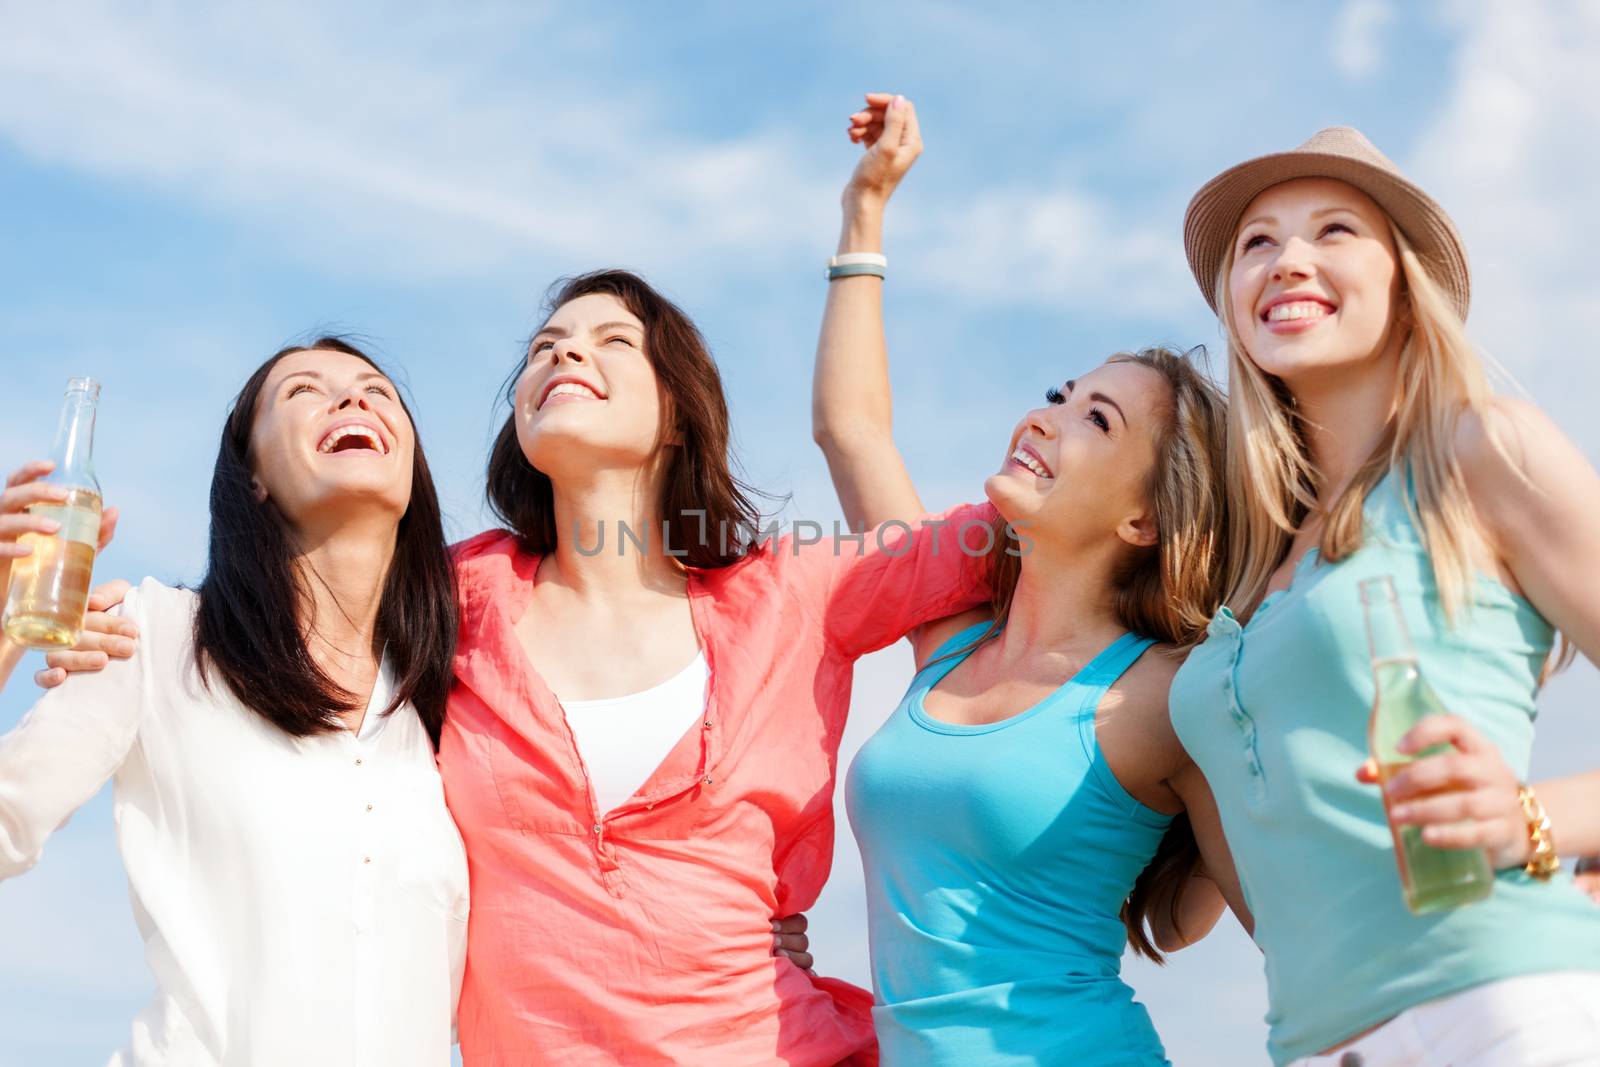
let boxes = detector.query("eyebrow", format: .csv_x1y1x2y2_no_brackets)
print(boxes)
1239,205,1363,231
1064,380,1128,427
532,320,644,341
279,369,390,386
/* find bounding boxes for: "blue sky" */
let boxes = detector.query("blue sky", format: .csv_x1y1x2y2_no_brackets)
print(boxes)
3,3,1598,1064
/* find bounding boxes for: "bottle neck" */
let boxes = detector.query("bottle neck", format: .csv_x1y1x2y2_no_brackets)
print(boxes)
52,388,99,486
1362,584,1417,664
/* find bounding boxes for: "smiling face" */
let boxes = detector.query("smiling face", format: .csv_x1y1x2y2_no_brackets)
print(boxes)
984,359,1169,554
512,292,671,480
247,348,414,529
1227,177,1403,385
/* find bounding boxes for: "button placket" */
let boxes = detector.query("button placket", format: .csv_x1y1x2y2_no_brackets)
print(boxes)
1221,624,1269,804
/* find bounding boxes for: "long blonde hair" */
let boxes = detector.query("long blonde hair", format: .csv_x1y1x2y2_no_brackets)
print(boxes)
1216,221,1494,621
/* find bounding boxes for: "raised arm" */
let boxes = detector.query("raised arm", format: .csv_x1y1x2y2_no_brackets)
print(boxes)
0,460,142,879
812,92,927,532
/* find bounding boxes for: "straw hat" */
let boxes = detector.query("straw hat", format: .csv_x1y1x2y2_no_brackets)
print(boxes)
1182,126,1470,322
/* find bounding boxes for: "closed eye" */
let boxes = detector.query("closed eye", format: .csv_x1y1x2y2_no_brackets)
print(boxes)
287,382,317,398
1241,232,1272,252
1320,222,1356,238
605,335,635,347
365,383,395,399
1045,386,1065,405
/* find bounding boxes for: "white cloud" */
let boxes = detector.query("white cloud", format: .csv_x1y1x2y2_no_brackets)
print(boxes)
1409,0,1600,437
1332,0,1395,80
0,3,834,281
904,187,1193,318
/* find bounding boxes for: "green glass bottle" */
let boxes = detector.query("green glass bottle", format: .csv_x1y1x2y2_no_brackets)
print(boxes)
1361,575,1494,914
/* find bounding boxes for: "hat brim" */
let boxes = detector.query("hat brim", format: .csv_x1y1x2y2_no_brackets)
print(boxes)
1183,149,1471,322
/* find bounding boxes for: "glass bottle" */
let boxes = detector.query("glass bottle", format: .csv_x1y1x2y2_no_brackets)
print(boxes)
3,378,104,648
1361,575,1494,914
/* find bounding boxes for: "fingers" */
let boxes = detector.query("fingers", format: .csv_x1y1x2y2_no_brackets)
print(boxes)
1,480,71,521
1397,713,1490,757
34,666,68,689
772,914,809,935
41,649,110,675
1575,872,1600,905
86,579,134,615
1411,818,1511,852
55,612,138,659
1388,789,1503,828
771,913,811,968
5,460,55,489
774,947,815,971
1382,751,1480,801
97,505,119,551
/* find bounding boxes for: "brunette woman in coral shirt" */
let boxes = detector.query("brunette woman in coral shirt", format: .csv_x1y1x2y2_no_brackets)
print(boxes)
439,270,997,1066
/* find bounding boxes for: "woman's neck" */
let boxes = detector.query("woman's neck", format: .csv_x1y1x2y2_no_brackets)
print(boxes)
543,466,686,601
994,539,1128,662
1289,336,1404,507
292,514,397,679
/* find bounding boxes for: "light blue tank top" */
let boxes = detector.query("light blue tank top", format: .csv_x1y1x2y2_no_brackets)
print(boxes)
1169,471,1600,1064
846,622,1173,1067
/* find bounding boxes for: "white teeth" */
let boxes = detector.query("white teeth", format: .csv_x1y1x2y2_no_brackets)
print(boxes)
318,425,384,454
544,381,601,405
1267,300,1332,322
1011,448,1051,479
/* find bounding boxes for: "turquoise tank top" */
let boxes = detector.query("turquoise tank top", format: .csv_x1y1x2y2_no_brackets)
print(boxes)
846,622,1174,1066
1169,471,1600,1064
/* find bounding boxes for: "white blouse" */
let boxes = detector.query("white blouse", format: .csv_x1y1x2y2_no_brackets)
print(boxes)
558,651,709,815
0,579,468,1066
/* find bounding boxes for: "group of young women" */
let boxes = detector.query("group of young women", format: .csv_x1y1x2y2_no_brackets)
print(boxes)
2,92,1598,1067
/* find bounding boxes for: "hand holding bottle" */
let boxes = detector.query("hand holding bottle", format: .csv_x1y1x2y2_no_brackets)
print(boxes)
0,457,129,684
1356,714,1531,870
1,461,118,601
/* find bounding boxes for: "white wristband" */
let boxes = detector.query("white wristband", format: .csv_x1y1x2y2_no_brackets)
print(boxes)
828,252,887,269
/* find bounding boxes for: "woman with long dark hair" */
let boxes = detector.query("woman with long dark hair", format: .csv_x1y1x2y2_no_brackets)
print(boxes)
816,94,1244,1066
0,340,467,1065
439,269,998,1064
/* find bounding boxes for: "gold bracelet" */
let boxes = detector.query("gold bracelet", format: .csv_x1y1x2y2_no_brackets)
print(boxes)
1517,783,1561,881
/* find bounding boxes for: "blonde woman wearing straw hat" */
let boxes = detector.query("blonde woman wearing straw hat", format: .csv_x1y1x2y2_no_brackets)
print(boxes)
1170,128,1600,1065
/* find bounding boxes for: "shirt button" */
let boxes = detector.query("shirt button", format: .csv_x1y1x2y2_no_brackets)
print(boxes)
702,720,711,729
354,758,363,767
363,856,372,864
592,824,602,834
366,804,374,813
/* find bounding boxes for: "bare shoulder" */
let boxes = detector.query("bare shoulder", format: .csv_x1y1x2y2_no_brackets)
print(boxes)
1454,396,1597,545
1114,642,1185,712
910,608,993,668
1455,395,1572,481
1098,642,1186,749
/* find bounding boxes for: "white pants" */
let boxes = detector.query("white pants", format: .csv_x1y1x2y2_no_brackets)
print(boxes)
1290,972,1600,1067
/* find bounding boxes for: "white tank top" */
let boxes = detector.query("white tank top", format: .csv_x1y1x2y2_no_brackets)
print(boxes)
559,652,710,814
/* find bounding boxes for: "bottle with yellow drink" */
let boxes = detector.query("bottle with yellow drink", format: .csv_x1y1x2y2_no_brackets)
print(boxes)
1361,574,1494,914
3,378,104,648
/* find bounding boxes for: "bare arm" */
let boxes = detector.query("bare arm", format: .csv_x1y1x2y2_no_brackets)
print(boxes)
1377,397,1600,866
812,93,927,533
1164,759,1253,946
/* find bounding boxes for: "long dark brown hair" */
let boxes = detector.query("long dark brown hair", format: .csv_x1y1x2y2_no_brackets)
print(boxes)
967,345,1231,962
486,269,762,568
193,337,457,747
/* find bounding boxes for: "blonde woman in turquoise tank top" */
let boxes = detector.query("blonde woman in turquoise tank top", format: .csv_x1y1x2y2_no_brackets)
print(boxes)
813,94,1250,1066
1171,128,1600,1065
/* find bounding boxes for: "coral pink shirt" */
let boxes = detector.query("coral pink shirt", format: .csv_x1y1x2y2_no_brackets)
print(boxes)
440,503,996,1066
